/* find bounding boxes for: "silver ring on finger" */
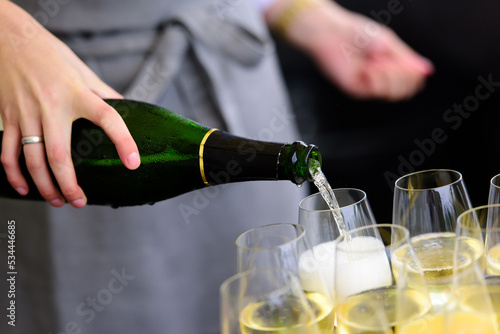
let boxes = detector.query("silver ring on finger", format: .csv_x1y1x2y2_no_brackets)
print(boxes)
21,136,44,145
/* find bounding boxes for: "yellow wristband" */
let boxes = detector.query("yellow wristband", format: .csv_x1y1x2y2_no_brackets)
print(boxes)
274,0,321,38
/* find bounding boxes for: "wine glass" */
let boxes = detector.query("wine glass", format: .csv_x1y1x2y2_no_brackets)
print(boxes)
452,205,500,332
451,257,500,333
334,224,431,333
398,206,499,334
234,223,335,333
489,173,500,205
235,222,330,297
485,207,500,276
298,189,376,300
404,215,499,334
235,223,311,276
455,204,500,274
392,169,473,309
299,189,376,245
220,268,321,334
483,276,500,332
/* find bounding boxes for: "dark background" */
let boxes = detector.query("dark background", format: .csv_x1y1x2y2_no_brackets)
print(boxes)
276,0,500,222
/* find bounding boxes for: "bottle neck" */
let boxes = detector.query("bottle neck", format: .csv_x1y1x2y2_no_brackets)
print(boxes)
201,130,321,186
277,141,321,185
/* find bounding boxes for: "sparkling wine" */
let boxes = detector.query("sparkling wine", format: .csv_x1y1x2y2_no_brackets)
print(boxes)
487,244,500,275
298,240,336,298
392,232,483,308
308,159,347,239
336,287,431,334
457,282,500,332
335,236,392,302
239,292,335,334
397,312,497,334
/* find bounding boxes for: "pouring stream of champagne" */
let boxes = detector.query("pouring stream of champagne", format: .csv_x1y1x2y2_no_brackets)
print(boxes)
309,159,349,240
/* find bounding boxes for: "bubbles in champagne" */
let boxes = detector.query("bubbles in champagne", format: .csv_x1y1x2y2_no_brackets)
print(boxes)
393,232,483,309
335,236,392,302
298,241,336,299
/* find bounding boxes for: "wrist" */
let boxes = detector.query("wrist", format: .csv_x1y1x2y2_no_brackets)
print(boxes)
265,0,323,37
265,0,350,51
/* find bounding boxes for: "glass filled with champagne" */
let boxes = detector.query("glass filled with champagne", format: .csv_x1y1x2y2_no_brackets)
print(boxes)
396,312,498,334
235,223,335,333
220,268,322,334
487,220,500,276
298,189,376,301
455,204,500,275
392,169,473,309
453,205,500,332
455,275,500,333
334,224,432,334
398,236,499,334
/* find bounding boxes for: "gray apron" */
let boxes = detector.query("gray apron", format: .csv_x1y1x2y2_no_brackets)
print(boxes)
0,1,308,333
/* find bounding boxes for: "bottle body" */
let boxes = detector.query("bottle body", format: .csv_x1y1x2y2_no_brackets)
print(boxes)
0,99,321,207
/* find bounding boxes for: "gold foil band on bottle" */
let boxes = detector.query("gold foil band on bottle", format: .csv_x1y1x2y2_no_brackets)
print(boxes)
199,128,219,185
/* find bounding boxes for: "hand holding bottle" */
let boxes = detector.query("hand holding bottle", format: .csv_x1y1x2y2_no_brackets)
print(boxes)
0,1,140,208
265,0,434,101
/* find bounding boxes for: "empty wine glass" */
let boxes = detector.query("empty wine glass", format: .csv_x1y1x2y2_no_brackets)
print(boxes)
392,169,473,309
298,189,376,301
220,268,321,334
334,224,431,333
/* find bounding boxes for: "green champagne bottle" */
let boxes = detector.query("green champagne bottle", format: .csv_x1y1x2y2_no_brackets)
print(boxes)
0,99,322,207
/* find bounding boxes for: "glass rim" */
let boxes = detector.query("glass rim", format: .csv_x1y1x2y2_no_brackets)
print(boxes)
234,223,305,251
394,169,463,192
490,173,500,189
335,223,410,249
457,204,500,230
298,188,368,213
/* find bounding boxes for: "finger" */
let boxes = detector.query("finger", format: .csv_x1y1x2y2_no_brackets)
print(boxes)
381,31,434,76
359,63,392,100
364,60,424,101
386,62,427,100
78,93,140,170
42,120,87,208
22,139,66,207
0,124,29,195
15,95,67,206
